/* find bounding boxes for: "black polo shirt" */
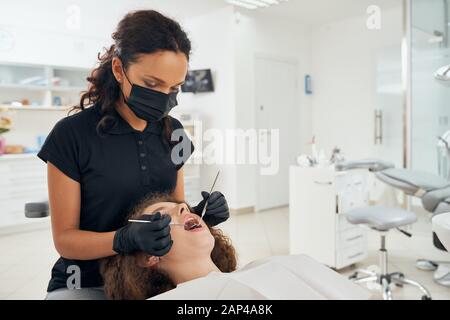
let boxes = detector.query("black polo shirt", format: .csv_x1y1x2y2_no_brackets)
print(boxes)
37,102,194,292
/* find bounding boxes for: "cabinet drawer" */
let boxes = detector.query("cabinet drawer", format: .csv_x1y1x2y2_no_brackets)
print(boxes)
336,243,367,269
337,227,366,249
335,173,350,192
337,192,356,213
337,213,355,231
2,176,46,189
0,185,47,201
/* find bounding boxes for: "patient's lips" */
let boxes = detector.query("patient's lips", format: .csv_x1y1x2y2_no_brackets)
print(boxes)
184,214,203,232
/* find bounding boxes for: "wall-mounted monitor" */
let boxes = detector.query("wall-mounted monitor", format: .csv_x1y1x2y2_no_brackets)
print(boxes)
181,69,214,93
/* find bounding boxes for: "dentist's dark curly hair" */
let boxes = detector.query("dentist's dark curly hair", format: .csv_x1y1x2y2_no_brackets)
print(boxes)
99,194,237,300
73,10,191,142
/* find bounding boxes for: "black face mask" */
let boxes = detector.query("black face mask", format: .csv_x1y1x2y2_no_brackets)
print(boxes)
121,70,178,122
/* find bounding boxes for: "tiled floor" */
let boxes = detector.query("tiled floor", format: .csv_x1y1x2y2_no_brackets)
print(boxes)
0,207,449,300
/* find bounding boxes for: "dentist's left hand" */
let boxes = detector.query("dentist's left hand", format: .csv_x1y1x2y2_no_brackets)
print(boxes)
193,191,230,227
113,212,173,256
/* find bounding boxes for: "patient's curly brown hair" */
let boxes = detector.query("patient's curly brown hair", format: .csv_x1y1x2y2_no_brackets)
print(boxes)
100,194,237,300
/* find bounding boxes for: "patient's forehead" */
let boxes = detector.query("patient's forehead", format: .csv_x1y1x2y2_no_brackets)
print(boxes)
144,202,177,215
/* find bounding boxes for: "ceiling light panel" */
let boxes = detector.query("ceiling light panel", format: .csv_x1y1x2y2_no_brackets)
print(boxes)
225,0,288,10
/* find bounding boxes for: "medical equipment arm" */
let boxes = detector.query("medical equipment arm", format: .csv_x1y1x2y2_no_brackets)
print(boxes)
335,159,395,172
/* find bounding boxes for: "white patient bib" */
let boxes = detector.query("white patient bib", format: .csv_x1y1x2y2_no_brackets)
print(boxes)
149,254,371,300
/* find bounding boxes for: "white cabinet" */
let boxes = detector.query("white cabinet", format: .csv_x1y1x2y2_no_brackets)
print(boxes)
0,154,48,228
289,166,369,269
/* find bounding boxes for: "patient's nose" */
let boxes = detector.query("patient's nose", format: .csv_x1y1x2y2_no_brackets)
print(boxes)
171,203,189,222
177,203,189,216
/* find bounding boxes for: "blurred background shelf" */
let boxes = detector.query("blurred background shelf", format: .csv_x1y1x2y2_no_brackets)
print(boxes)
0,84,48,91
1,104,72,111
0,62,89,109
49,86,86,92
0,153,37,161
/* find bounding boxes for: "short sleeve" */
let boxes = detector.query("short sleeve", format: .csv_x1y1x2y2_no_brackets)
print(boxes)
170,117,195,171
37,118,81,182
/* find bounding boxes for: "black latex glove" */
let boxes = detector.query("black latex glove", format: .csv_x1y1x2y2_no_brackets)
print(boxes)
113,212,173,256
193,191,230,227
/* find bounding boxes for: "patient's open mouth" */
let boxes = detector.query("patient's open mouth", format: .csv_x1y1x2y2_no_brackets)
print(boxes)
184,216,202,231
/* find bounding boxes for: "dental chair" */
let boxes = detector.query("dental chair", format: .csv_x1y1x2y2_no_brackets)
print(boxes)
336,159,450,288
433,212,450,252
25,201,49,218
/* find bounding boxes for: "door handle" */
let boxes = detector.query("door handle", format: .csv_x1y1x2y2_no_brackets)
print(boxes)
374,109,383,145
314,181,333,185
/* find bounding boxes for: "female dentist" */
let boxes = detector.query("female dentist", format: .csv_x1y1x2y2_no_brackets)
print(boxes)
38,10,230,300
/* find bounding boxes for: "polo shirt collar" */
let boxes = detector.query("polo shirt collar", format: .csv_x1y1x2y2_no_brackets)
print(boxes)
94,103,163,135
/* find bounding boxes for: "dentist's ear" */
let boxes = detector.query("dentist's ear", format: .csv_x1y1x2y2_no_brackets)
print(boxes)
136,254,160,268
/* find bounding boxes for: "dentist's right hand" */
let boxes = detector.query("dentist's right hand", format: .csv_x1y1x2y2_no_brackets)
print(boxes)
113,212,173,256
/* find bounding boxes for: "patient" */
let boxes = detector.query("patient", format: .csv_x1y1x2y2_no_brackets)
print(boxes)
100,194,237,299
100,194,370,300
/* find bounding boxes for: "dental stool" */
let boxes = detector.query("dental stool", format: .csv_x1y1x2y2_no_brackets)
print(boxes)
336,159,450,287
375,169,450,286
345,205,432,300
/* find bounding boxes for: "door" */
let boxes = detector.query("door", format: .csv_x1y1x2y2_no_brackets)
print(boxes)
255,57,299,211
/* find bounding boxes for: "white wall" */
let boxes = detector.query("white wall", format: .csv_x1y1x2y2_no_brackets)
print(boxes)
309,5,403,164
0,0,225,67
0,0,115,68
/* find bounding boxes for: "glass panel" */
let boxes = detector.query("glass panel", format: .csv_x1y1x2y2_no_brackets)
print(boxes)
411,0,450,178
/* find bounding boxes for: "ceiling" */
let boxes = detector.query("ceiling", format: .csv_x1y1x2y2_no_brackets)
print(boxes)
247,0,402,25
115,0,228,21
144,0,402,26
2,0,403,28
